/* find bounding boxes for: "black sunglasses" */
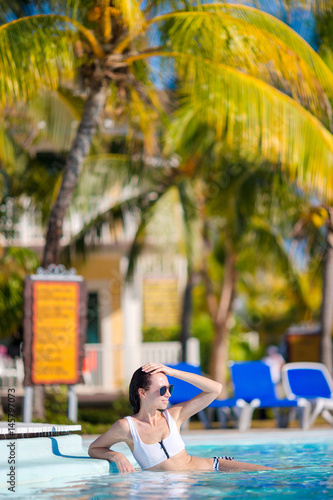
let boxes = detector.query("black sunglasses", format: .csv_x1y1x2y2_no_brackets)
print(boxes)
159,385,174,396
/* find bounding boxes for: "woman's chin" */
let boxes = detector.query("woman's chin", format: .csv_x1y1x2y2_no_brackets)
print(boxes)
158,401,169,410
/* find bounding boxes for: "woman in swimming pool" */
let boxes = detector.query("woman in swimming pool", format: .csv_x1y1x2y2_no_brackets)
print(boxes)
88,362,274,473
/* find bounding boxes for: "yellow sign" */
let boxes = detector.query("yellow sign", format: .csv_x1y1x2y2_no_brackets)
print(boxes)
32,281,79,384
143,279,180,327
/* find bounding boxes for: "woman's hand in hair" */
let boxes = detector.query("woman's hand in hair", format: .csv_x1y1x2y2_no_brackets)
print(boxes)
141,363,175,377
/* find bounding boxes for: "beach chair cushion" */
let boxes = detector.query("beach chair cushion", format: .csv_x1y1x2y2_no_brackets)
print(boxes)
282,362,333,400
229,361,298,407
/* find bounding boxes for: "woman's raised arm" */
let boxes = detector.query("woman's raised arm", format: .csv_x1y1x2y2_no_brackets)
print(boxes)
142,363,222,424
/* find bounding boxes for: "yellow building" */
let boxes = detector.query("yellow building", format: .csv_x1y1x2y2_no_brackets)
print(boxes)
1,196,200,394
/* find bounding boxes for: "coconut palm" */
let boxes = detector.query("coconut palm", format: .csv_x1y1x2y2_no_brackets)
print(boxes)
2,0,333,269
196,165,314,388
3,0,333,395
241,0,333,380
64,154,312,390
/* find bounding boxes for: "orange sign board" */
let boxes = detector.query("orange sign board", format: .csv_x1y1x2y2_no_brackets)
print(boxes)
31,281,80,384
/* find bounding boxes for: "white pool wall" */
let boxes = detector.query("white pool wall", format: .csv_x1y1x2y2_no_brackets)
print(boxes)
0,433,108,491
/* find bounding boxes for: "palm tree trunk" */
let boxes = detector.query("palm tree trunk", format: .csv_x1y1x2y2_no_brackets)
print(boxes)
320,206,333,375
42,80,107,266
35,80,106,420
209,245,236,396
180,270,193,362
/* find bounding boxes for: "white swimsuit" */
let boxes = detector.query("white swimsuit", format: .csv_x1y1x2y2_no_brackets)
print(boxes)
124,410,185,469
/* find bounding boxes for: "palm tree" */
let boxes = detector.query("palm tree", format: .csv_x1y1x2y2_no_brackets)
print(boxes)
2,1,333,398
197,166,312,390
64,155,312,391
2,0,333,269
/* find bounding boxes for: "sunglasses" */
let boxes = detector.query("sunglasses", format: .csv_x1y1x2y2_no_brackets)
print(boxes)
159,385,174,396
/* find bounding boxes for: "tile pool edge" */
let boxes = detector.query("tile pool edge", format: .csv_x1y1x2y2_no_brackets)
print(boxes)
179,428,333,446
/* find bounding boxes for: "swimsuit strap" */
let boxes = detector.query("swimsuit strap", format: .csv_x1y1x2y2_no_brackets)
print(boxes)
213,456,234,471
124,416,140,445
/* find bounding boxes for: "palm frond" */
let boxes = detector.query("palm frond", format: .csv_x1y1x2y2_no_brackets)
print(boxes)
26,90,81,152
0,1,87,22
0,125,16,172
63,185,168,272
246,216,308,307
177,180,198,269
0,125,29,197
125,189,169,280
248,0,333,15
72,153,131,201
114,0,145,36
143,1,202,17
165,57,333,203
201,4,333,99
147,6,333,125
127,87,160,155
0,13,106,107
0,16,76,106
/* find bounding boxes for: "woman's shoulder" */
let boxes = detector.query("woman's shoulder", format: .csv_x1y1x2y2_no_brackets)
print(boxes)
109,417,132,437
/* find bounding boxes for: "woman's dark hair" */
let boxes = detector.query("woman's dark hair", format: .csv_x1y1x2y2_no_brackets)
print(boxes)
129,367,152,414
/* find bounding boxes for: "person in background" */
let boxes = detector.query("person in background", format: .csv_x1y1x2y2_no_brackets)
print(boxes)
262,345,285,385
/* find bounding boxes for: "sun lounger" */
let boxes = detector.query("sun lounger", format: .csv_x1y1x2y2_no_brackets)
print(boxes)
166,362,249,430
228,361,310,431
282,362,333,428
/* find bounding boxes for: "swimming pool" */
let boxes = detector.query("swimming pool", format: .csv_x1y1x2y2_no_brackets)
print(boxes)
4,429,333,499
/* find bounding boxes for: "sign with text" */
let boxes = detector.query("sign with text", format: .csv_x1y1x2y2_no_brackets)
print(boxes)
23,269,87,385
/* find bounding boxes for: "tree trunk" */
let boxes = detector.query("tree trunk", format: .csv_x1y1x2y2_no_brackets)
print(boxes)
33,385,45,420
180,270,193,363
210,319,230,396
320,206,333,375
43,79,107,266
36,80,106,420
209,245,236,396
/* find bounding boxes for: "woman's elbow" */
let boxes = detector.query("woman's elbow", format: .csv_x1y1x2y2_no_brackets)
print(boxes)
215,382,223,395
88,444,96,458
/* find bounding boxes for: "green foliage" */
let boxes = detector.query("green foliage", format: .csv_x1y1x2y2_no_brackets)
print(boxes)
78,396,132,425
228,317,264,362
38,387,132,434
316,7,333,71
0,247,39,338
191,312,263,374
44,386,69,420
191,313,214,374
142,325,180,342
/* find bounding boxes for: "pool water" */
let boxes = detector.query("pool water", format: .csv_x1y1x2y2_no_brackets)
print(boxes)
6,433,333,499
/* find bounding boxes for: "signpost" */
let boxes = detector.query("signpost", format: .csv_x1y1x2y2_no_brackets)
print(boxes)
23,265,87,422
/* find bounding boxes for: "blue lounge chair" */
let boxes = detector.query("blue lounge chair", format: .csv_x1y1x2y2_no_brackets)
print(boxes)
166,362,249,430
228,361,310,431
282,362,333,428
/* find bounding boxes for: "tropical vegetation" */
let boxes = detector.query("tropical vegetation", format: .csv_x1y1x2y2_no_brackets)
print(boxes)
1,0,333,398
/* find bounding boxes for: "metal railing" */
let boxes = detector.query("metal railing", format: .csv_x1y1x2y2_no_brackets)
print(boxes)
0,339,200,394
80,339,200,391
0,357,24,392
141,338,200,366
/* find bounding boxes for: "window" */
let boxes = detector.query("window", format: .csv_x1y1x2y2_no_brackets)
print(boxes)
86,292,99,343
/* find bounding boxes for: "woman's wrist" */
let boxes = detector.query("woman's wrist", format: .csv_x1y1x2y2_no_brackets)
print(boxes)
166,366,177,377
107,450,123,463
